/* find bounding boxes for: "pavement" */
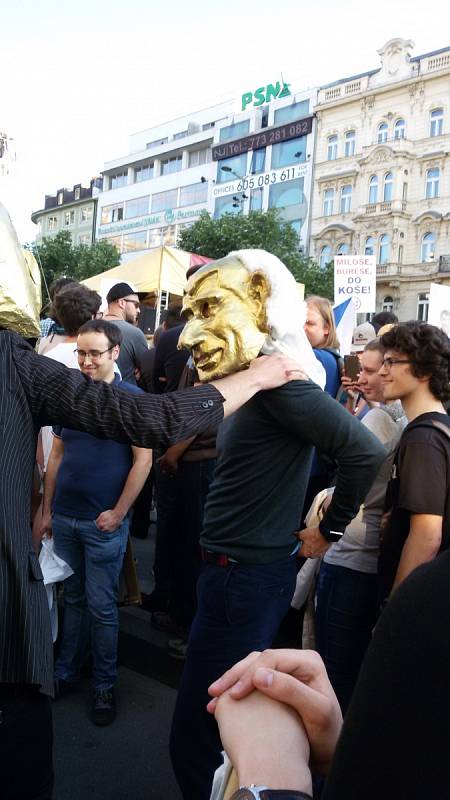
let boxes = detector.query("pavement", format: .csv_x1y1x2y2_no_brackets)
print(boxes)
52,519,184,799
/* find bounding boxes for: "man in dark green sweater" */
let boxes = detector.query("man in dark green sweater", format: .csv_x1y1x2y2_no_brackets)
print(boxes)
170,250,385,800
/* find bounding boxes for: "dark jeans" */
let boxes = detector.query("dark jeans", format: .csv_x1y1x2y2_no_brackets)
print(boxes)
0,685,53,800
154,458,215,629
315,561,379,714
170,556,297,800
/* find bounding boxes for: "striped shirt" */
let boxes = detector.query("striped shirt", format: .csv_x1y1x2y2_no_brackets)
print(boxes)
0,330,224,695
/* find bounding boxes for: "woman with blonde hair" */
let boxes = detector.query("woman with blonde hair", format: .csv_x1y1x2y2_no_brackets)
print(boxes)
304,295,340,352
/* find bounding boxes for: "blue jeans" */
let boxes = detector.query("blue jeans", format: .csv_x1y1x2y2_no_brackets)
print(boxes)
52,513,128,691
170,556,297,800
315,561,379,714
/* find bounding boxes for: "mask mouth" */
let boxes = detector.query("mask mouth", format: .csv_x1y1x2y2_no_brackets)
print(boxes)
194,347,222,370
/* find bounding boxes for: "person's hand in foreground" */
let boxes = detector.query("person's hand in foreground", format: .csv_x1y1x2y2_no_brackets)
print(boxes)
297,526,331,558
208,649,343,776
214,688,313,795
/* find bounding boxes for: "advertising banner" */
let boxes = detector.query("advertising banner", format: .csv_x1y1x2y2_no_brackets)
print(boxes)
334,255,376,313
428,282,450,336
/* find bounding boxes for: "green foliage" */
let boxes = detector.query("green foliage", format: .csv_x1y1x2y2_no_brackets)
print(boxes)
29,231,120,293
178,210,333,300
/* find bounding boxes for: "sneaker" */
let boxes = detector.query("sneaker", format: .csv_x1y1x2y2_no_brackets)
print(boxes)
151,611,185,636
92,688,116,726
167,637,189,661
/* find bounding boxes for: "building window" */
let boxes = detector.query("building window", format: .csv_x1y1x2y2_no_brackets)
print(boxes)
110,171,128,189
160,155,182,176
382,295,394,312
394,119,406,139
273,99,310,125
219,120,250,142
122,231,148,252
383,172,393,202
151,188,178,213
402,182,408,201
80,206,93,222
417,293,429,321
425,167,440,198
78,234,91,246
323,188,334,217
57,192,63,205
336,242,349,255
188,148,211,168
421,231,436,262
320,245,332,269
271,137,305,169
202,121,215,130
249,187,264,212
377,122,388,143
134,163,154,182
216,153,247,183
344,131,355,157
125,196,150,219
398,244,404,263
173,130,188,140
214,196,241,219
340,185,352,213
101,203,124,224
430,108,443,137
379,234,390,264
268,178,303,211
368,175,378,204
47,216,58,230
74,188,81,200
250,148,266,174
365,236,375,256
179,182,208,207
327,135,338,161
64,210,75,226
146,137,168,149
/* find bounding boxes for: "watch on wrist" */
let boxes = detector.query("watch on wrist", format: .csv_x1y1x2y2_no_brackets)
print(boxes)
318,521,344,543
230,788,312,800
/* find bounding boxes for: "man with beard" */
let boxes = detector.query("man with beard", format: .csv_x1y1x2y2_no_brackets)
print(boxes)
103,281,148,384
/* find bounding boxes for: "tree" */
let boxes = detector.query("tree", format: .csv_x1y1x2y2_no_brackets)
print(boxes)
28,231,120,293
178,210,333,299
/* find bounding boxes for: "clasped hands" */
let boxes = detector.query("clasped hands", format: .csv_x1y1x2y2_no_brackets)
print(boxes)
207,648,343,787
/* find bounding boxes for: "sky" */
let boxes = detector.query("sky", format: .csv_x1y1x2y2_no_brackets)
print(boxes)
1,0,449,242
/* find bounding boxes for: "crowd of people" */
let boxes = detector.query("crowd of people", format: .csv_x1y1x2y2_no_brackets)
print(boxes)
2,244,450,800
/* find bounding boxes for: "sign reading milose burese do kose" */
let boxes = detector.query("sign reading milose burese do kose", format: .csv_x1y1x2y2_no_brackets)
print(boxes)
334,255,376,313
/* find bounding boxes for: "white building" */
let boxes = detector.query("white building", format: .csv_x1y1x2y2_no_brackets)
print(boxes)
96,81,316,261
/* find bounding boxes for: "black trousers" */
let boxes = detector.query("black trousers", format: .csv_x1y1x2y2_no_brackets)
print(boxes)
0,685,53,800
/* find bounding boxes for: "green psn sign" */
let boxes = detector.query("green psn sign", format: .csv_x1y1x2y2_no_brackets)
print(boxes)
241,81,291,111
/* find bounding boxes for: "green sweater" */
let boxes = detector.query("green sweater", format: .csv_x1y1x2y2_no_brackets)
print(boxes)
201,379,386,564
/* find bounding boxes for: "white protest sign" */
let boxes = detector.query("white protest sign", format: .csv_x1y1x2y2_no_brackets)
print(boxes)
334,255,376,313
428,282,450,336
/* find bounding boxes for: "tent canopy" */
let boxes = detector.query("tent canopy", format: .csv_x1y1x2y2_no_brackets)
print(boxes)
82,246,211,297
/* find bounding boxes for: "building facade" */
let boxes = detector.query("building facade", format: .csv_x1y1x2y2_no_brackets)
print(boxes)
31,179,102,246
311,38,450,321
96,83,316,261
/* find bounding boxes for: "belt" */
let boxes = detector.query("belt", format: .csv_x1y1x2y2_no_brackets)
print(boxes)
201,548,237,566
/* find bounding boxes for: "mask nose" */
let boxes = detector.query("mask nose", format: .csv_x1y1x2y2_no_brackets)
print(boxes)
178,319,205,351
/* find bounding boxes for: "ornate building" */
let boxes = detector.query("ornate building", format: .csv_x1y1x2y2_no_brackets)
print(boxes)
311,38,450,320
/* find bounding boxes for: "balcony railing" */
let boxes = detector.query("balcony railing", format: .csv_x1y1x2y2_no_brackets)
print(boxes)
362,200,407,215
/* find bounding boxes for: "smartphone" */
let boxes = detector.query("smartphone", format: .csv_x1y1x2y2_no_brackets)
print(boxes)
344,354,360,381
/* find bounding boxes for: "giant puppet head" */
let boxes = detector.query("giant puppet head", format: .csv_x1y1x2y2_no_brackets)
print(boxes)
178,249,325,388
0,202,41,337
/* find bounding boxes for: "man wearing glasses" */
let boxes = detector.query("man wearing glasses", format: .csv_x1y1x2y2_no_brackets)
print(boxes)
103,281,149,384
378,321,450,603
41,320,152,726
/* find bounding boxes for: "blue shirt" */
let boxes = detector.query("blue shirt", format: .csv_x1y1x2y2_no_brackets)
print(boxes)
52,376,143,520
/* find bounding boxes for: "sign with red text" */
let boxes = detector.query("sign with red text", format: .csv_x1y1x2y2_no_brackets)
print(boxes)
334,255,376,313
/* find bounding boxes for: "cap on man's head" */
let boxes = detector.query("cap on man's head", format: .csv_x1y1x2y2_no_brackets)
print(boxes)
351,321,376,352
106,282,136,304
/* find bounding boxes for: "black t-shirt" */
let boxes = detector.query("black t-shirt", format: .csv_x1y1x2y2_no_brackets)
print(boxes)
323,549,450,800
153,324,188,394
378,411,450,599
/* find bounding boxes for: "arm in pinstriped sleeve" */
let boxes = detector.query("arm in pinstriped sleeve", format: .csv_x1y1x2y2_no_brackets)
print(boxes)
12,335,224,450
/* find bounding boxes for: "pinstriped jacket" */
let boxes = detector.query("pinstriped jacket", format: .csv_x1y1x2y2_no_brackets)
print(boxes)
0,331,224,695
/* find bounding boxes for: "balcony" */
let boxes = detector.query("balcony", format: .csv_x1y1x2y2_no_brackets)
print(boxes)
359,200,408,216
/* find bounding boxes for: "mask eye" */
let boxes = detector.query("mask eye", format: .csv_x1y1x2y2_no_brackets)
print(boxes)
201,302,210,318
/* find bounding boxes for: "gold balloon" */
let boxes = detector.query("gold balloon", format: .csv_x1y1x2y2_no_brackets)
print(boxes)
0,202,41,338
179,256,271,381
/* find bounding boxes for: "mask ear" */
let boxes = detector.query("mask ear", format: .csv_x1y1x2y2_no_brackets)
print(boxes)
248,271,270,332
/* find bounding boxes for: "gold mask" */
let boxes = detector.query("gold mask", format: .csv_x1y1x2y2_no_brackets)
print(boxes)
178,256,271,381
0,202,41,338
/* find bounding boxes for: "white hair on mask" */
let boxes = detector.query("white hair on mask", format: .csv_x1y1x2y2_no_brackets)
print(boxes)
227,249,325,389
